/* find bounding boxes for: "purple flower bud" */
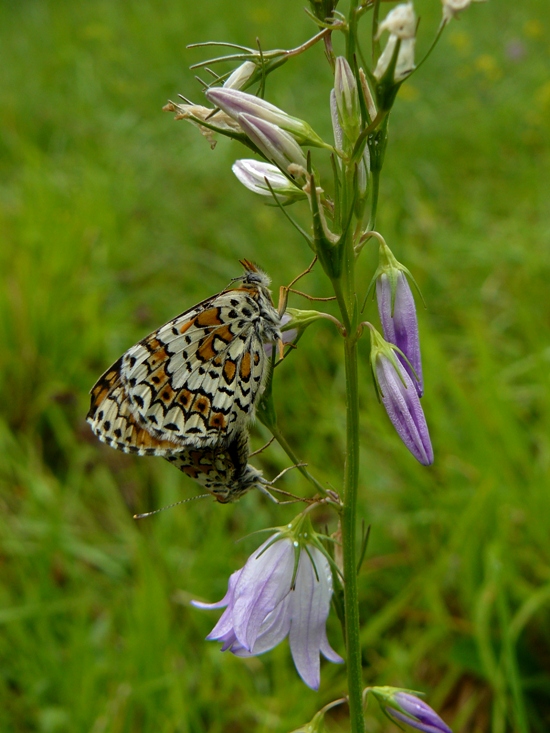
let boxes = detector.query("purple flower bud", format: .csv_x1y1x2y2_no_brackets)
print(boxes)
370,327,433,465
377,271,423,396
192,533,343,690
387,692,453,733
206,88,326,147
237,114,308,175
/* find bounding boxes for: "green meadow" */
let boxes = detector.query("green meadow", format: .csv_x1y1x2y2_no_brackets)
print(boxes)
1,0,549,730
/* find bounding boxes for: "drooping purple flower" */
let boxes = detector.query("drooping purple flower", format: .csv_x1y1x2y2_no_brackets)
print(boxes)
370,326,433,465
192,533,343,690
386,692,453,733
377,270,423,396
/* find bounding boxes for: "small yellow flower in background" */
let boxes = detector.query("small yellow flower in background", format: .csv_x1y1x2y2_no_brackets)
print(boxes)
523,19,544,39
475,54,502,82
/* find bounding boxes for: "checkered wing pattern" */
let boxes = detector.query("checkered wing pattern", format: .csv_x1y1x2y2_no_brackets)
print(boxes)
87,262,281,456
165,429,264,503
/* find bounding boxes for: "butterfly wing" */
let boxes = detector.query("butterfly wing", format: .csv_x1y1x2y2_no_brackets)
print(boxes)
87,359,185,455
119,290,270,448
165,429,261,503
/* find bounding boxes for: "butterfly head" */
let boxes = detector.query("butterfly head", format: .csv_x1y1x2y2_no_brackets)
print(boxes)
237,259,271,289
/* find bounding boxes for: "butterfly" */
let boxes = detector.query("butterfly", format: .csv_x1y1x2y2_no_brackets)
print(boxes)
165,428,266,503
87,260,281,456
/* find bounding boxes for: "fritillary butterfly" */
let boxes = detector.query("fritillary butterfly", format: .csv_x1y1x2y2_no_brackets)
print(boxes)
87,261,281,455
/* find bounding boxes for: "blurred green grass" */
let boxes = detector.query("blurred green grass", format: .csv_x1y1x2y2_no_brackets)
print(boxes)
1,0,550,731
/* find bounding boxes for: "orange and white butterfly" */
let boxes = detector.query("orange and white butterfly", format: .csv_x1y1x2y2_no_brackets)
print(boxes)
87,260,281,456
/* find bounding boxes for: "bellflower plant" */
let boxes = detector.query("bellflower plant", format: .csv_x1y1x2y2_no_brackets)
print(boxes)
192,517,343,690
163,1,487,730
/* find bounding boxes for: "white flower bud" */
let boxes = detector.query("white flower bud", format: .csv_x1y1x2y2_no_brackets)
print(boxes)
232,159,306,201
223,61,257,90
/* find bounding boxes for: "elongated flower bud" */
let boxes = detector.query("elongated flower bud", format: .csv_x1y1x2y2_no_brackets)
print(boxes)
232,159,306,201
370,237,423,395
238,114,307,175
206,88,327,147
334,56,361,145
370,327,433,465
223,61,256,90
369,687,452,733
376,272,422,396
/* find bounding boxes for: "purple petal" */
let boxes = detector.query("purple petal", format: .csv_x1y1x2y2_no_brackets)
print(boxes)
390,693,453,733
233,538,295,650
288,548,342,690
376,355,433,465
191,568,243,610
243,596,292,655
377,272,423,396
238,114,307,172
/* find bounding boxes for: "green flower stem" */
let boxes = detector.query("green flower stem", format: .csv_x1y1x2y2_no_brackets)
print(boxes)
367,168,380,232
334,156,365,731
342,332,364,733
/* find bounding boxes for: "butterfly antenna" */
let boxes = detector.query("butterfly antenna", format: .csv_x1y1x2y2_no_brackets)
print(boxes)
133,493,210,520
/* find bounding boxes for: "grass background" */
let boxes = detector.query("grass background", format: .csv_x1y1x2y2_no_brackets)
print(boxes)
1,0,549,731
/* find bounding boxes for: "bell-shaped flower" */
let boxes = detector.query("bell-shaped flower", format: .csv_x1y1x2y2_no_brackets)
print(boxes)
374,3,417,82
238,114,307,176
372,239,423,395
192,522,343,690
369,326,433,465
205,87,327,148
232,159,307,202
369,687,453,733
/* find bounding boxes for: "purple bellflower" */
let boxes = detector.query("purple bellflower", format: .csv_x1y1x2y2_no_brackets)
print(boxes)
369,325,433,465
192,523,343,690
369,687,453,733
373,239,423,396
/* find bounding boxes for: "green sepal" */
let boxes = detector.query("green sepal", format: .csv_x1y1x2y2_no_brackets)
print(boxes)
361,236,423,314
